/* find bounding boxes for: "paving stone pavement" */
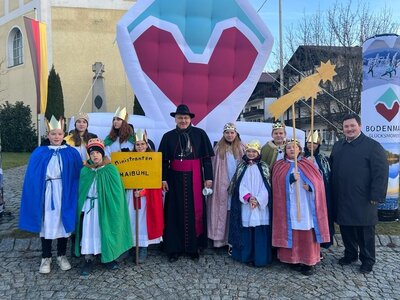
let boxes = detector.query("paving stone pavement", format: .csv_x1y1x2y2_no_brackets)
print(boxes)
0,166,400,300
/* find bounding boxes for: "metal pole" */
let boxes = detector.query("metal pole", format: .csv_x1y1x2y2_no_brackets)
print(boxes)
279,0,284,122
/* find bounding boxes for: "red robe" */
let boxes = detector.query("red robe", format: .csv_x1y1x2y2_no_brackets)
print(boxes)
138,188,164,240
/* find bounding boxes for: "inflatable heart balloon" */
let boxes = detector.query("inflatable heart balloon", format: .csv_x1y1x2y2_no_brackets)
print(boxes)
117,0,273,131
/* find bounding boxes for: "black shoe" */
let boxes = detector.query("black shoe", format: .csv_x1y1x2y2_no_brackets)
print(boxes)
104,260,118,270
289,263,302,272
80,259,93,276
359,264,373,274
189,253,199,261
338,256,358,266
300,265,315,276
168,253,179,263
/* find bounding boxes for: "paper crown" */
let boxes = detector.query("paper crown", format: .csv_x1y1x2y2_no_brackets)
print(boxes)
114,106,128,120
47,116,64,131
307,130,321,144
135,128,148,142
75,112,89,124
245,139,261,154
86,138,105,156
223,122,237,132
272,121,285,130
286,138,301,146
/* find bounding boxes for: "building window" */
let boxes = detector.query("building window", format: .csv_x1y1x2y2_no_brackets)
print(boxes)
8,27,23,67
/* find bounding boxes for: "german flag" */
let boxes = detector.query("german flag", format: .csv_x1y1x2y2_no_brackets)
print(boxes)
24,17,48,114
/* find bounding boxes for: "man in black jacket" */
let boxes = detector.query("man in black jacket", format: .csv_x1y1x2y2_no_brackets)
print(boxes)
330,113,388,274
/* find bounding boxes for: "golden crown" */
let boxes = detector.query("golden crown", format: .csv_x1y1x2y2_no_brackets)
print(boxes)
114,106,128,120
286,138,301,146
307,130,320,144
75,112,89,123
223,122,237,132
47,115,64,131
272,121,285,130
135,128,148,142
245,139,261,153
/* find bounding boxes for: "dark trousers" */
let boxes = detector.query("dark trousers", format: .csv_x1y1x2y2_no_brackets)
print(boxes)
340,225,376,267
41,237,68,258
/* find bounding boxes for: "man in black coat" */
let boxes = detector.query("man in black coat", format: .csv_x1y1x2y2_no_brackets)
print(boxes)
330,113,388,274
158,104,214,262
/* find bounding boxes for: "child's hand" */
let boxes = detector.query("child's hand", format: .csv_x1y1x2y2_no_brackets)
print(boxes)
293,172,300,181
302,183,310,191
250,197,258,209
134,190,141,198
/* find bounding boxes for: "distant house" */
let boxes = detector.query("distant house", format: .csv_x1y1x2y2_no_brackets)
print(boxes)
281,45,362,146
241,71,279,122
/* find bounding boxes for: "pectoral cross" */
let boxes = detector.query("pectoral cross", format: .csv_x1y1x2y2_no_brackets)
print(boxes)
178,152,184,161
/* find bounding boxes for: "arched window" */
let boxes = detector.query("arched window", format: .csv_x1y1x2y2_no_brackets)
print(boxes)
8,27,24,67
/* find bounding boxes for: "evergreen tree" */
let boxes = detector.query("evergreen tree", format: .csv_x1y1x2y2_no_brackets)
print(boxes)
45,65,65,121
0,101,37,152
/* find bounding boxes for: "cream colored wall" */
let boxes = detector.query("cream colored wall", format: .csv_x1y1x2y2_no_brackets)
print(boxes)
9,0,20,12
51,7,134,118
0,13,37,118
24,0,32,4
0,2,4,17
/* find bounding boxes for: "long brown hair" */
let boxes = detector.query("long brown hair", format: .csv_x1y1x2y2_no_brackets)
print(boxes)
71,129,92,146
215,133,243,160
107,118,133,143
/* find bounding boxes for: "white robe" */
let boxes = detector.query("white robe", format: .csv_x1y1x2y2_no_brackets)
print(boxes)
105,137,134,159
126,190,162,247
72,144,88,162
40,145,70,239
80,171,102,255
238,164,270,227
289,166,314,230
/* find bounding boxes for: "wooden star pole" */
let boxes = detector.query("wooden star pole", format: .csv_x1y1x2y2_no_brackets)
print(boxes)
268,60,337,222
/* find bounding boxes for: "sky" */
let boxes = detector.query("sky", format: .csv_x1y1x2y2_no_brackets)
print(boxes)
248,0,400,71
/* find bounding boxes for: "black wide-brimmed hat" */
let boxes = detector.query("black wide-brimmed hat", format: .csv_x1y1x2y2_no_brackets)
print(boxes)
170,104,195,118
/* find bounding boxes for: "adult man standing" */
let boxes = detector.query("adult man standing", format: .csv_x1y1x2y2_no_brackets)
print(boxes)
158,104,214,262
330,113,388,274
260,120,286,168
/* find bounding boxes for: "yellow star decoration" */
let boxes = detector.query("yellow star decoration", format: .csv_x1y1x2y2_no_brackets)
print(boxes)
268,60,337,119
316,60,337,83
291,74,322,100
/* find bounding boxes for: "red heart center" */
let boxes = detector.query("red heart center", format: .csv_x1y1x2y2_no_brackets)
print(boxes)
375,102,399,122
134,26,258,124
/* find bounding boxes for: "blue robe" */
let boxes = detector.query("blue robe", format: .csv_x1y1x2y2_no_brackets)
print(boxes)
19,145,82,233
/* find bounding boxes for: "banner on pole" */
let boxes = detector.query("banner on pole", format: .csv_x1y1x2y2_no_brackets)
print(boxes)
24,17,48,114
111,152,162,189
362,34,400,221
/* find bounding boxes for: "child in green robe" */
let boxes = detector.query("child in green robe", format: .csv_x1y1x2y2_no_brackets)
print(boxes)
75,138,133,276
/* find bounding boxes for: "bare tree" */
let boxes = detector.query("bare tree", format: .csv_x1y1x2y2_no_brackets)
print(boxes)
281,0,399,136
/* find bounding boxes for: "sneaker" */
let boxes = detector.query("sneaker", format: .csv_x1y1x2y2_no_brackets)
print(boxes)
80,259,93,276
39,258,52,274
338,256,358,266
56,256,72,271
138,247,148,263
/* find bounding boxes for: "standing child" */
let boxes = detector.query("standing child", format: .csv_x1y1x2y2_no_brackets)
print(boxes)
228,140,272,267
74,138,133,276
104,107,135,158
19,116,82,274
272,139,330,275
126,129,164,263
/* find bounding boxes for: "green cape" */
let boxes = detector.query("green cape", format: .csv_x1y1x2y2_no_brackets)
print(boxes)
75,163,133,263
